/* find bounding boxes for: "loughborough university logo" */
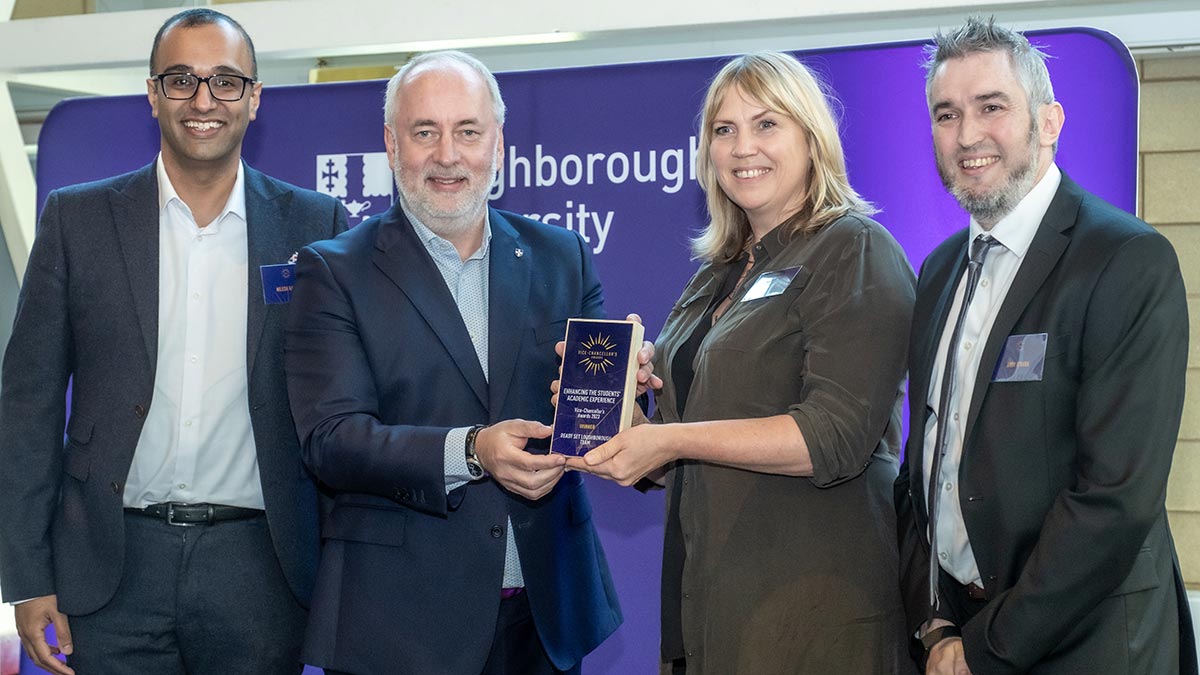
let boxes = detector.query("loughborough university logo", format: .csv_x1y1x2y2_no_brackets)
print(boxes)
316,152,394,222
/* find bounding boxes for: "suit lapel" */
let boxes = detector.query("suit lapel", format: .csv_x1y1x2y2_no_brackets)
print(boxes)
908,233,968,515
486,210,531,419
111,163,161,370
372,204,489,409
963,177,1079,443
244,166,292,377
914,239,970,409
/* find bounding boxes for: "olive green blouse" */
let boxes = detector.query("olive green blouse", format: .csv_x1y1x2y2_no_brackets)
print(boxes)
653,213,916,674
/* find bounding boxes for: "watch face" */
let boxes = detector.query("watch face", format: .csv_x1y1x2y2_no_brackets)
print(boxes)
465,424,485,478
466,458,484,479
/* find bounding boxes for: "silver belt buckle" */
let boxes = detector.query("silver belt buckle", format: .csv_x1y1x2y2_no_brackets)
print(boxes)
165,502,206,526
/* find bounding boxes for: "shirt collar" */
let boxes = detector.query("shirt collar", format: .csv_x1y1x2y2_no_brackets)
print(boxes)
750,209,809,263
403,200,493,262
969,163,1061,259
156,153,247,228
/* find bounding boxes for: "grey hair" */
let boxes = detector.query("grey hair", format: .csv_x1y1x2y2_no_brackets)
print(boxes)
923,16,1056,116
383,50,506,128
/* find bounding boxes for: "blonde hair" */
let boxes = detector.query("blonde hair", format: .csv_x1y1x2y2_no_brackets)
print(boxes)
693,51,875,262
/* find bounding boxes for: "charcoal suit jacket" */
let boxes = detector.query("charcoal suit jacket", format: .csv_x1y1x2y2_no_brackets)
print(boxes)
0,161,347,613
896,174,1197,674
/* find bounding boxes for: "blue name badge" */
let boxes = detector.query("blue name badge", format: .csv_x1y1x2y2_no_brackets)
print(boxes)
741,265,803,302
992,333,1048,382
260,263,296,304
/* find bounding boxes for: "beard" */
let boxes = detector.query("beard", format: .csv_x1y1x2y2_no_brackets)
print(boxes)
394,152,498,241
938,119,1040,226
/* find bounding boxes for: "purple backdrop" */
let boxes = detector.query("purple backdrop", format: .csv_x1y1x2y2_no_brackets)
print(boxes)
29,29,1136,674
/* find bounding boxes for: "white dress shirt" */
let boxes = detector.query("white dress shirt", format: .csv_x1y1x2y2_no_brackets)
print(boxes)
123,156,263,510
923,164,1062,586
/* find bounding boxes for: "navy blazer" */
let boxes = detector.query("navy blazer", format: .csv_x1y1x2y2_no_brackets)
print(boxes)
895,174,1197,673
0,162,347,613
285,203,622,674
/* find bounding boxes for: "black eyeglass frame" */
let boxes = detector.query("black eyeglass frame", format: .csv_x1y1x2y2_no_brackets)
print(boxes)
152,72,258,102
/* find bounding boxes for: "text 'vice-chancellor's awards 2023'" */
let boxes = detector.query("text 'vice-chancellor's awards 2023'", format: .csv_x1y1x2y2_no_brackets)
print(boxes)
551,319,644,456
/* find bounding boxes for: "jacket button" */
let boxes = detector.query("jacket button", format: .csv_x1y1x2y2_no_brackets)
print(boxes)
490,525,503,538
110,481,121,494
133,405,146,418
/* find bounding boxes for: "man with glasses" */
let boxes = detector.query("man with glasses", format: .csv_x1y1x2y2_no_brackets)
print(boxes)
0,8,345,675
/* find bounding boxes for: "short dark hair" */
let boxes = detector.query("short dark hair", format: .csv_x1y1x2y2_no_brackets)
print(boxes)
149,8,258,78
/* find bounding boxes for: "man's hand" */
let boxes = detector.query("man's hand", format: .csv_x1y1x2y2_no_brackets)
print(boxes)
15,594,75,675
926,636,971,675
473,419,565,500
565,423,676,486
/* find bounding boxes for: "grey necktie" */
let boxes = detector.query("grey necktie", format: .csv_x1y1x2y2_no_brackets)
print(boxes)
927,233,1000,613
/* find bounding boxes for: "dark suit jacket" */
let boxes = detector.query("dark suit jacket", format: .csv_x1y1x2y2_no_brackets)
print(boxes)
896,174,1197,674
0,162,347,614
284,204,622,674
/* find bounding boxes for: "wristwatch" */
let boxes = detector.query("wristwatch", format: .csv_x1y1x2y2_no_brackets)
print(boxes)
464,424,487,479
920,624,962,654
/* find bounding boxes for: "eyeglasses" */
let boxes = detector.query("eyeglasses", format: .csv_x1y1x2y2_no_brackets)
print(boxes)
153,72,256,102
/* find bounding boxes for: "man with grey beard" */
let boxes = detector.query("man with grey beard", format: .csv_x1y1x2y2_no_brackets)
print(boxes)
895,16,1196,675
283,51,631,674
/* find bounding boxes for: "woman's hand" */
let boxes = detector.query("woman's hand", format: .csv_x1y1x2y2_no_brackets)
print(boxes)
565,423,678,486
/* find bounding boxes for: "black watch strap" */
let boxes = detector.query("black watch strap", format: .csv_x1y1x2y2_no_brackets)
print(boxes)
920,624,962,653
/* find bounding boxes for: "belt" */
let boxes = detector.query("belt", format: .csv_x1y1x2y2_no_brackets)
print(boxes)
965,582,987,601
125,502,263,526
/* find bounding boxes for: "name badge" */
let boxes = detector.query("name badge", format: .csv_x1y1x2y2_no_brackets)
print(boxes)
260,263,296,304
992,333,1048,382
741,265,803,302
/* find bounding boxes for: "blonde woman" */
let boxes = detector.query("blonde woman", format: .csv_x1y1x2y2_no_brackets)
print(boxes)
569,52,914,673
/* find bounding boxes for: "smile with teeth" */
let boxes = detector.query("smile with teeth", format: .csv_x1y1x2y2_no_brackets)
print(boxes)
733,168,771,179
960,156,999,169
184,120,224,131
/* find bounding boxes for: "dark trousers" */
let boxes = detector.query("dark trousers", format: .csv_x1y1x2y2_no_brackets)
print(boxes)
937,568,990,627
66,512,305,675
326,590,577,675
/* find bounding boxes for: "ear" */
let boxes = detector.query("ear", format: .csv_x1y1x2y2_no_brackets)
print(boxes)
495,126,505,166
1038,101,1064,149
384,125,397,166
247,81,263,122
147,78,160,119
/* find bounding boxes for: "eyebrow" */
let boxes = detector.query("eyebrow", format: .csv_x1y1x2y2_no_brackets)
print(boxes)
410,118,483,128
974,91,1012,104
156,64,249,77
712,108,774,126
932,90,1011,114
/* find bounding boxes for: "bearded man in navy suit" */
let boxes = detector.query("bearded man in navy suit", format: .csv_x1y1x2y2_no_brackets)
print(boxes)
284,51,643,675
0,9,346,675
